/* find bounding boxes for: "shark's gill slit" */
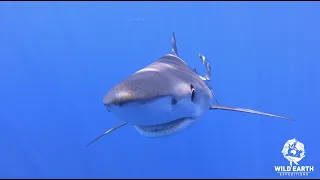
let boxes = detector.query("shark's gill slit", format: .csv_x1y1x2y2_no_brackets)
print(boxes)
191,84,195,102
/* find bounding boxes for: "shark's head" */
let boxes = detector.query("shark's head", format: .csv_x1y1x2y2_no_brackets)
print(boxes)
103,55,213,137
102,33,213,137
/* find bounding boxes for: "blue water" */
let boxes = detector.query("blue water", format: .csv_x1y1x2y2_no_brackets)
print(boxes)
0,2,319,178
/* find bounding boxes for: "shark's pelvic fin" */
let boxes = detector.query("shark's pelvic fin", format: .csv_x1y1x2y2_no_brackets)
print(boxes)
172,32,178,56
87,122,127,147
210,104,291,120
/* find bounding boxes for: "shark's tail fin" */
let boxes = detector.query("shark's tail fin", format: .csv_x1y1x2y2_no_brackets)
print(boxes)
172,32,178,56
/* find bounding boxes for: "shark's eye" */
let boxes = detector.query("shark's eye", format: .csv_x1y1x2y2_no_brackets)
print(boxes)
191,84,195,102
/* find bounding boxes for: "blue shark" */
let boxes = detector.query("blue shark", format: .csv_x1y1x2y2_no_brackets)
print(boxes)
88,32,290,146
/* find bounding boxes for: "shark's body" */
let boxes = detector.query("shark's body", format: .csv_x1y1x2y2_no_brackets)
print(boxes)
88,32,290,146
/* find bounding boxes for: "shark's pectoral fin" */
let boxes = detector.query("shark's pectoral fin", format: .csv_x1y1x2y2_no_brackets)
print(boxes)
87,122,127,147
210,104,291,120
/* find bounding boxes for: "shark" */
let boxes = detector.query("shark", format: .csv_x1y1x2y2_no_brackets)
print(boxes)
87,32,290,146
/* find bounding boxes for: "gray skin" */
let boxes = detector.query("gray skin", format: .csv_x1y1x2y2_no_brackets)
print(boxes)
103,55,211,107
103,54,213,126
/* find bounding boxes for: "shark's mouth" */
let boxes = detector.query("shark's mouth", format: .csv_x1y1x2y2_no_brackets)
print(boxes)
133,117,196,137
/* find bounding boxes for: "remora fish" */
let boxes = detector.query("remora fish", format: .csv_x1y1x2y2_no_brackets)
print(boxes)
88,32,290,146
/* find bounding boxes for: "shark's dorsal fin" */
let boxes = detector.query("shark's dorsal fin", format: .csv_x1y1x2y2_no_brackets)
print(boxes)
172,32,178,56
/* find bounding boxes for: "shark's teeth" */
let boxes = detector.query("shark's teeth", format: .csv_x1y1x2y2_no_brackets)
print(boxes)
133,117,195,137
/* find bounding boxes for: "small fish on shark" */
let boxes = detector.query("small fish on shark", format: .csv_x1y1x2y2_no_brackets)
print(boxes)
87,32,291,146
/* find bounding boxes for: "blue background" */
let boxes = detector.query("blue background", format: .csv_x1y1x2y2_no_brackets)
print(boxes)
0,2,319,178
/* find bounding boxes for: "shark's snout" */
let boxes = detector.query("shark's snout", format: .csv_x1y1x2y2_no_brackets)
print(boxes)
103,86,133,106
103,81,155,107
103,71,175,107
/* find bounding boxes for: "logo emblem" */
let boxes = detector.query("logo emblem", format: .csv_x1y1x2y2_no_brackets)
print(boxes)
281,138,305,166
274,138,314,176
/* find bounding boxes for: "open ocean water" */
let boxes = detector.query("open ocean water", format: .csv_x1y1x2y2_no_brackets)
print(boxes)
0,1,319,179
